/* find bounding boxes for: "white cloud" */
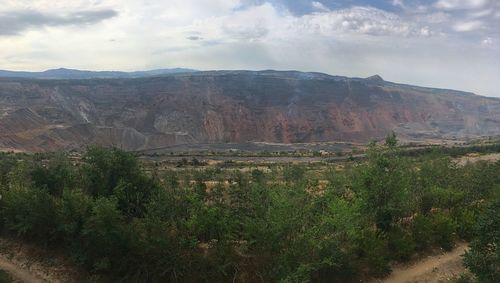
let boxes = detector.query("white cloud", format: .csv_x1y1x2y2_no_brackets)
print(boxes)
311,1,329,12
189,3,280,42
481,37,493,45
186,4,436,46
295,7,425,37
417,12,450,24
0,0,499,97
435,0,490,10
419,27,431,36
469,9,492,18
392,0,405,8
453,20,483,31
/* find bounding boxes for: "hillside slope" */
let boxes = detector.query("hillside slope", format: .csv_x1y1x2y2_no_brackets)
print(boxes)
0,70,499,151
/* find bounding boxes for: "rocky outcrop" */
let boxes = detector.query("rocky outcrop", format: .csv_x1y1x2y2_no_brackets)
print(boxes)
0,70,498,151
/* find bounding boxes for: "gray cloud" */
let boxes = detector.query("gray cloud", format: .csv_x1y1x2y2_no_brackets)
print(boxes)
0,1,498,97
0,9,118,36
186,35,203,41
222,25,269,40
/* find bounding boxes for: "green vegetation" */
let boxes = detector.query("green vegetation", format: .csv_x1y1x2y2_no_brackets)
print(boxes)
464,200,500,283
0,141,498,282
0,270,12,283
400,142,500,158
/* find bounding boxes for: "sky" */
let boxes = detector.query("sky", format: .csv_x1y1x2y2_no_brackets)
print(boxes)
0,0,499,97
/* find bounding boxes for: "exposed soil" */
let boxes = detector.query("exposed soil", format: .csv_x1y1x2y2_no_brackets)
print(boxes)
1,238,470,283
0,255,44,283
382,243,469,283
0,238,85,283
1,72,499,152
455,153,500,166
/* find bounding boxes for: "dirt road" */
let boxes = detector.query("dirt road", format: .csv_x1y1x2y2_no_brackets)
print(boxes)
383,243,469,283
0,241,469,283
0,254,45,283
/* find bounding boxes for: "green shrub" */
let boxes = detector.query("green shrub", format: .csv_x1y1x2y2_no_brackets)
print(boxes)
454,273,475,283
431,212,456,251
81,197,132,274
30,156,75,197
355,229,391,278
429,187,466,210
412,212,456,251
0,145,497,282
284,253,356,283
453,207,479,241
388,227,416,261
1,187,59,242
283,165,305,183
57,190,93,247
411,214,434,250
82,146,159,217
464,201,499,283
0,270,12,283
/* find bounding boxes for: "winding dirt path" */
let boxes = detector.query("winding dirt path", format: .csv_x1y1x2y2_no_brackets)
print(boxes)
0,254,45,283
0,237,85,283
0,240,469,283
383,243,469,283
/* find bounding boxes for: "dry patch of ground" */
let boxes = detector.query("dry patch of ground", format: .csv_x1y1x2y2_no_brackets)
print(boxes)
455,153,500,166
0,238,85,283
0,255,44,283
382,243,469,283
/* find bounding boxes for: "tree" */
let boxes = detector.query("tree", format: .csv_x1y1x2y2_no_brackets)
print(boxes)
31,154,75,197
354,145,412,232
1,186,59,242
82,146,141,198
81,197,131,274
385,131,398,147
81,146,159,217
464,200,500,283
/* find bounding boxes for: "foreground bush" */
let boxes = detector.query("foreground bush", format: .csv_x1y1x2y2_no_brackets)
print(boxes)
0,145,498,282
464,200,500,283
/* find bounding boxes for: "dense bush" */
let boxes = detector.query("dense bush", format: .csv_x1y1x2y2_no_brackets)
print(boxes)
464,200,500,283
387,227,416,261
1,187,59,242
0,144,498,282
0,269,12,283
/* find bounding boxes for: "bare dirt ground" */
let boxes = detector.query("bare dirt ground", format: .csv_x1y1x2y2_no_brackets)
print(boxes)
0,255,44,283
0,238,84,283
455,153,500,166
382,243,469,283
1,239,469,283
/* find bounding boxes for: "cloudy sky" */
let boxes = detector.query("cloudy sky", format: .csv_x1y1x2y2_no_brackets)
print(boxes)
0,0,499,97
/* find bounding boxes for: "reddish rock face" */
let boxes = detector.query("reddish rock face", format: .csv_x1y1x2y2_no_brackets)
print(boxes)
0,70,499,151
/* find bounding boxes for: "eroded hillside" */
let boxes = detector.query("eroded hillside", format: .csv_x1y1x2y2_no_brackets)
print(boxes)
0,71,499,151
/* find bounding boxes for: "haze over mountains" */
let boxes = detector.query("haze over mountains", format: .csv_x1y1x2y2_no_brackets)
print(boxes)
0,69,499,152
0,68,197,80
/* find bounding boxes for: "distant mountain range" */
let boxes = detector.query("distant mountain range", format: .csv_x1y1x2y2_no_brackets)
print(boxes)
0,68,197,79
0,70,499,152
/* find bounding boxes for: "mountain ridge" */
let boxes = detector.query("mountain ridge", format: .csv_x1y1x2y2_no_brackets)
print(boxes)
0,67,198,79
0,70,498,152
0,68,486,98
0,68,482,98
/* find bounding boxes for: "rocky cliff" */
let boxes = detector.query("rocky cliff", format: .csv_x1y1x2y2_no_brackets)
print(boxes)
0,70,499,151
